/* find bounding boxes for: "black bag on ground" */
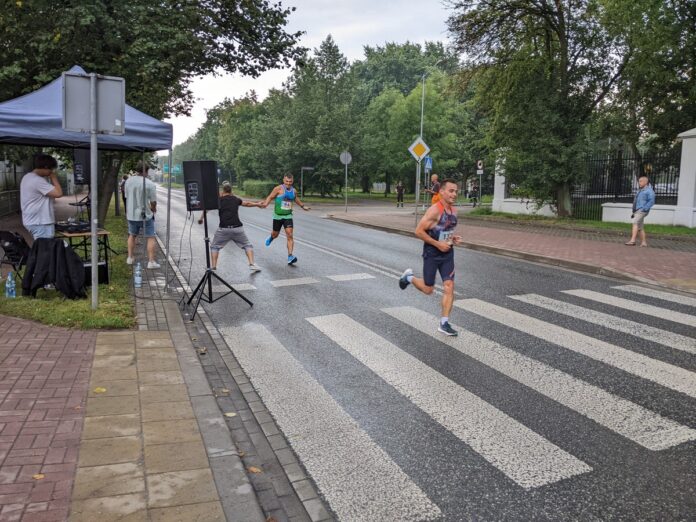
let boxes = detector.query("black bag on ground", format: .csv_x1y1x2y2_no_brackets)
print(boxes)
21,238,86,299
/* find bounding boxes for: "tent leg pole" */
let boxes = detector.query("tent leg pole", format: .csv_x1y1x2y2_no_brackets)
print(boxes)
164,151,173,292
89,73,99,310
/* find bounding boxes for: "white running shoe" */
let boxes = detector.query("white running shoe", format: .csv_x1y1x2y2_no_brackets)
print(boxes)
126,256,134,265
147,261,161,269
249,263,262,272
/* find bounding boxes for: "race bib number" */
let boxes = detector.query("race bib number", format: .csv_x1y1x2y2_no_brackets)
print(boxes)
438,230,453,243
281,200,293,211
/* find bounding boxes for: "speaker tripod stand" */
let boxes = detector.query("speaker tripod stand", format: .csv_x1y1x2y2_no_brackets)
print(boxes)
180,211,253,320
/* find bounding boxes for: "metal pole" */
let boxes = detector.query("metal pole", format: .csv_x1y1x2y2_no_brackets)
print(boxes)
344,162,348,213
89,73,98,309
300,167,303,199
420,74,426,138
415,160,421,226
163,150,173,291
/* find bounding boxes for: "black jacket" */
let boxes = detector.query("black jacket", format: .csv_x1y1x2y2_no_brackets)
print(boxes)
22,238,86,299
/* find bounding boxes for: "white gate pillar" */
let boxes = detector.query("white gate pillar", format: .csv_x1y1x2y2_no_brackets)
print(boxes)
675,127,696,227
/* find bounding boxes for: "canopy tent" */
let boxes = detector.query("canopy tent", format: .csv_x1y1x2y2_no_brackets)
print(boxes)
0,65,172,151
0,65,175,307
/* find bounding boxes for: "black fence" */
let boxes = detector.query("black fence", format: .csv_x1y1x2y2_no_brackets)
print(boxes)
572,146,681,220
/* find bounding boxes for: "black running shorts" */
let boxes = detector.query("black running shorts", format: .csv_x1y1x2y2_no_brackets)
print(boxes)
422,249,455,287
272,218,294,232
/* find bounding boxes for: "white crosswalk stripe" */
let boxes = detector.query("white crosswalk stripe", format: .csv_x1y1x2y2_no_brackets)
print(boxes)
212,283,256,292
268,277,320,287
326,272,375,281
613,284,696,308
384,306,696,450
307,313,591,489
454,299,696,399
510,294,696,355
219,324,441,522
562,289,696,328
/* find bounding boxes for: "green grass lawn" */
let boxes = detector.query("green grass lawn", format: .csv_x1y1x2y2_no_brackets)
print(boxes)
0,205,136,329
466,208,696,237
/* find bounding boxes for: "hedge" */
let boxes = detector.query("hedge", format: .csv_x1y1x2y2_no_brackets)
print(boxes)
242,180,277,198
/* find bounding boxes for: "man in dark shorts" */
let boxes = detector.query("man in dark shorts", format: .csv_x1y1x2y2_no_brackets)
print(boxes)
198,182,264,271
262,174,310,265
399,178,462,336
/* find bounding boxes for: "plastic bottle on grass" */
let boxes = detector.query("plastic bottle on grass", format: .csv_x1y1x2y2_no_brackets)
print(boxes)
134,262,142,289
5,271,16,298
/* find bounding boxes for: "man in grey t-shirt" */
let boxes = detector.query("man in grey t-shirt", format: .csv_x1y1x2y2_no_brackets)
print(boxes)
124,163,159,269
20,153,63,239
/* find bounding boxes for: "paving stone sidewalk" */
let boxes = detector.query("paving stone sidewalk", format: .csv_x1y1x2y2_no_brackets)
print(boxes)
326,207,696,294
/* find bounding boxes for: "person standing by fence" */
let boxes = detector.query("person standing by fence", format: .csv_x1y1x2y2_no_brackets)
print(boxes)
625,175,655,247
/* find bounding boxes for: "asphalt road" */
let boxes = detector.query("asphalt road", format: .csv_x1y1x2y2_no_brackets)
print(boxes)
156,187,696,522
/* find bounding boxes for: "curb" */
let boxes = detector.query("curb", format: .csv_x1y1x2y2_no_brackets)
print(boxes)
326,214,696,296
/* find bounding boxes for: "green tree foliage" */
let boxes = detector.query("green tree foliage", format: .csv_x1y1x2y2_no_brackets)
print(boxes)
0,0,303,223
448,0,630,216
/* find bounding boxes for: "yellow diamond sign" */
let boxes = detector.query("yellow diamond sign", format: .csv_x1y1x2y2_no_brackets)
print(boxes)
408,137,430,161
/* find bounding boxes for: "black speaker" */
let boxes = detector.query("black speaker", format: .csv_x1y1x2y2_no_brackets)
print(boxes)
73,149,100,186
83,261,109,285
183,161,219,211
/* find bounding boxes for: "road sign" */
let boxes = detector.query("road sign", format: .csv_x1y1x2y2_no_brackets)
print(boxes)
424,156,433,171
477,160,484,170
408,137,430,162
477,169,484,175
340,151,352,165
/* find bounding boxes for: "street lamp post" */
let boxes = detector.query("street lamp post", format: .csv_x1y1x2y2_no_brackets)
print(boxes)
300,166,314,199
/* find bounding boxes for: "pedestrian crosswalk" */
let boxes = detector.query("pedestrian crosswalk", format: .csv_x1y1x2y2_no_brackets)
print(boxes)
219,286,696,520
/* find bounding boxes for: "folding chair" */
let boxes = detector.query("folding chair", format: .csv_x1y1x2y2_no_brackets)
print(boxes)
0,231,30,278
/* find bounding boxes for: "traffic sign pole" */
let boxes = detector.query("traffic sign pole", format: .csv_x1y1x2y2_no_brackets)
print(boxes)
339,152,352,213
415,160,421,225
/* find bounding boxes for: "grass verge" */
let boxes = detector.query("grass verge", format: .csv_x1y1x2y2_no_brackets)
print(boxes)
465,209,696,237
0,205,136,329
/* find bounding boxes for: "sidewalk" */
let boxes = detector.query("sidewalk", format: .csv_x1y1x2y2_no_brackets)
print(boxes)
325,205,696,294
0,226,328,521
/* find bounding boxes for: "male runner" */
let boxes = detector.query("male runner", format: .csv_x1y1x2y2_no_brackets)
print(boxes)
399,178,462,336
262,174,310,265
198,182,264,271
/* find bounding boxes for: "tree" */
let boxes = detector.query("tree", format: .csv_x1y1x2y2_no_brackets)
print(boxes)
0,0,304,224
602,0,696,147
448,0,629,215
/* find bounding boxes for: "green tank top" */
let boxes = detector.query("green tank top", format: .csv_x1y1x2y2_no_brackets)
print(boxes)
273,186,296,219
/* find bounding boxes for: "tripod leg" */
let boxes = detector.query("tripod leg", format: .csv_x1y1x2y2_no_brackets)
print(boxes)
210,271,253,307
187,270,209,305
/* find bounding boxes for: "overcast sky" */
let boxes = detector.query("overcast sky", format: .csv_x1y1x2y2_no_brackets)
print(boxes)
165,0,452,146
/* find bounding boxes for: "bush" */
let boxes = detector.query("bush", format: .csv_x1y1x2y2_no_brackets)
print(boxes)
242,180,277,198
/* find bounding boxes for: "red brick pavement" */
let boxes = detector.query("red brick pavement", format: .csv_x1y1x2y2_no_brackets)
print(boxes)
328,210,696,293
0,316,95,522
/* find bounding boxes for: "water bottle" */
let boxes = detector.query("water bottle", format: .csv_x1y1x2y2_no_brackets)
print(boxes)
5,271,16,298
134,262,142,289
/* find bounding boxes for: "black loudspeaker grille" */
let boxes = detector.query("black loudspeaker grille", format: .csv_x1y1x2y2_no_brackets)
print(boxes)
183,160,219,211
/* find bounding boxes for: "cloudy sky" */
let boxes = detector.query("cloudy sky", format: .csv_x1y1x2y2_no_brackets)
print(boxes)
166,0,453,146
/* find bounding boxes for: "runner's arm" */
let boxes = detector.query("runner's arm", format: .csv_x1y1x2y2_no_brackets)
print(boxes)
295,196,310,211
261,187,280,208
241,200,264,208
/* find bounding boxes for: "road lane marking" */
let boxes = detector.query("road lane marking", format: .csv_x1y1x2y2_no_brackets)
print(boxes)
269,277,320,287
384,306,696,450
211,283,256,292
511,294,696,355
307,313,591,489
562,289,696,328
612,285,696,308
326,273,375,282
454,299,696,399
220,324,441,522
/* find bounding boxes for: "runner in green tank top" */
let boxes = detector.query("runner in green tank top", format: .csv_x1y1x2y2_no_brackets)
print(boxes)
261,174,310,265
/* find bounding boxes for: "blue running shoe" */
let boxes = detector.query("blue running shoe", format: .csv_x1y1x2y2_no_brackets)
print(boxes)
438,322,458,336
399,268,413,290
265,236,273,247
288,255,298,265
